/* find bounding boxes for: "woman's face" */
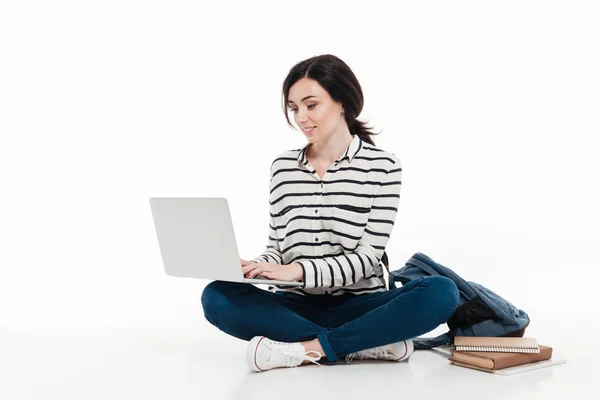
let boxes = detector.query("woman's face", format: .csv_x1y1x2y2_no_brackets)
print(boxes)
287,78,346,143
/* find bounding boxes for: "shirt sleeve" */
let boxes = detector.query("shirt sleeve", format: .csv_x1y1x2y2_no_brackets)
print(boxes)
250,162,283,264
296,159,402,288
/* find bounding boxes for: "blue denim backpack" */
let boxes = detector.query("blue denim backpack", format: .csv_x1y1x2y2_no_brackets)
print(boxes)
384,252,531,350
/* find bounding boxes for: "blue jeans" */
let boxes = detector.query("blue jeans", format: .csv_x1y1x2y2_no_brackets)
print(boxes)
201,276,459,362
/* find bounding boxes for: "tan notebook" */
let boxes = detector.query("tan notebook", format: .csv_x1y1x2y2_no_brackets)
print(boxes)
450,344,552,370
450,357,566,375
453,336,540,353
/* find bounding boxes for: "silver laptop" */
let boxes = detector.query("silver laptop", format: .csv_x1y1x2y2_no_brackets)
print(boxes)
149,197,303,286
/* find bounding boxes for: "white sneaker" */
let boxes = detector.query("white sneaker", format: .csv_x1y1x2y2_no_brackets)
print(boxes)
345,339,414,363
247,336,323,372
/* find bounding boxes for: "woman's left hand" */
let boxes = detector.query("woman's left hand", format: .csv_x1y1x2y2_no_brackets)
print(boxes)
242,262,303,282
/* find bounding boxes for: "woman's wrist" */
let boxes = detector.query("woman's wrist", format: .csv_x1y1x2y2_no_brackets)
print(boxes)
290,262,304,281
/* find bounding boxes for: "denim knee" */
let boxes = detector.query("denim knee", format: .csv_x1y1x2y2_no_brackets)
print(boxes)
200,281,236,322
424,276,460,322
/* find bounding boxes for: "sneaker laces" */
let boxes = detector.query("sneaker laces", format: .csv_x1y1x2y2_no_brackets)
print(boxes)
346,345,390,363
266,340,322,368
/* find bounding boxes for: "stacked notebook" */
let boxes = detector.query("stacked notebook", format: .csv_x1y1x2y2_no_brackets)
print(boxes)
449,337,566,375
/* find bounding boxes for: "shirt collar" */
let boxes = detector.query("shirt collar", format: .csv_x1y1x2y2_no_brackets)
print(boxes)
297,134,362,166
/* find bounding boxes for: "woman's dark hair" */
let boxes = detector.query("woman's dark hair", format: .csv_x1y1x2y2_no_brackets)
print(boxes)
281,54,382,146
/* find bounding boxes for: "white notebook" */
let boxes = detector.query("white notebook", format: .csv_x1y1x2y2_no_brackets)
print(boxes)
492,357,567,375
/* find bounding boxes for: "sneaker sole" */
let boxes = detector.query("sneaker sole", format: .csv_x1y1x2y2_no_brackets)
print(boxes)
248,336,267,372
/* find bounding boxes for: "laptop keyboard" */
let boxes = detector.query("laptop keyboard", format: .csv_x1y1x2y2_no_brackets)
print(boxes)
250,275,268,280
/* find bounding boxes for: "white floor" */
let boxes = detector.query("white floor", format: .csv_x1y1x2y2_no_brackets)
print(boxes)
0,308,594,400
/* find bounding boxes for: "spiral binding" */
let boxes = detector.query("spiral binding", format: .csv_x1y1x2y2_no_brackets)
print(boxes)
454,345,540,353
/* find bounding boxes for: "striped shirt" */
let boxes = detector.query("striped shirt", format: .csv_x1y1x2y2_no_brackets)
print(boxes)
251,134,402,296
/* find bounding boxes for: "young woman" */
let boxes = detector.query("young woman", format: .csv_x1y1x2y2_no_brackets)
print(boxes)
201,54,459,372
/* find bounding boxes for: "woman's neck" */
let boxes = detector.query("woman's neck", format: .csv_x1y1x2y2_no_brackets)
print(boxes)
307,131,354,165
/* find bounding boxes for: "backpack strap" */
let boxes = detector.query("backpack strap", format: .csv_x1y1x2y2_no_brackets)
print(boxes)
404,255,440,277
381,251,389,274
413,332,454,349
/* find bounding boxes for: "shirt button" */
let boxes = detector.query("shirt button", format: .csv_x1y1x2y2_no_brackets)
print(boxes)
315,237,319,242
314,209,318,214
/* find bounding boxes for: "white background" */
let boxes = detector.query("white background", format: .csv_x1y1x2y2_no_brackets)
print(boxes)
0,1,598,397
